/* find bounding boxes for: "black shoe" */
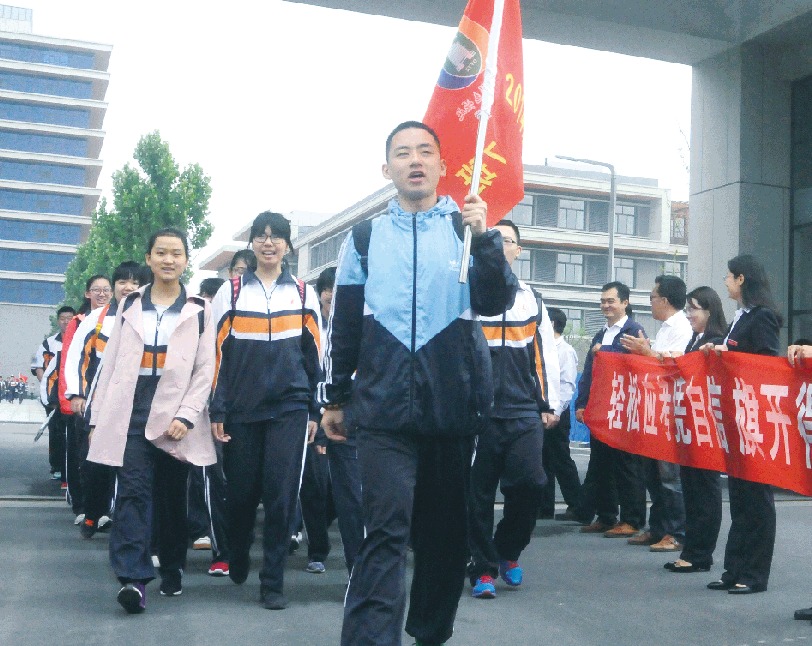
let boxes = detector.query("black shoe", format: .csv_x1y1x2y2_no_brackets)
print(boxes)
554,508,578,521
261,591,288,610
707,579,735,590
159,570,182,597
117,583,146,614
794,607,812,620
537,511,555,520
665,561,710,573
229,551,249,585
728,584,765,595
80,518,97,539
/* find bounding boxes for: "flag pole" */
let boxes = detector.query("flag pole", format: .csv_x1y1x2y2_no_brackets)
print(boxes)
459,0,506,284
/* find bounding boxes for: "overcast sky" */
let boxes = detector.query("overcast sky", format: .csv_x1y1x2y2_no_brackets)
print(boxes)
22,0,692,272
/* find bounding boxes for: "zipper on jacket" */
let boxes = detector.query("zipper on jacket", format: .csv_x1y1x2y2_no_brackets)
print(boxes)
153,310,163,376
258,281,275,341
409,213,418,421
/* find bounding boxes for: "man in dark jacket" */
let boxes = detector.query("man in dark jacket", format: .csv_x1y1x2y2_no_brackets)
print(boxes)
574,281,648,537
320,121,517,646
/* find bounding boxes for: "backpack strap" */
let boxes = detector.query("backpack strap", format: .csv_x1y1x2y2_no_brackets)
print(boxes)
352,219,373,276
198,309,205,335
228,275,242,330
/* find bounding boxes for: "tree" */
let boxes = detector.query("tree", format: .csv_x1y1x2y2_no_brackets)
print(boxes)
62,131,213,307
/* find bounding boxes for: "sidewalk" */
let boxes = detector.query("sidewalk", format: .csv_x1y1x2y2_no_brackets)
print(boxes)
0,399,46,424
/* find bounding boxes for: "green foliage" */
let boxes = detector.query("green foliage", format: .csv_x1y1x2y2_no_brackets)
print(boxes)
62,131,213,308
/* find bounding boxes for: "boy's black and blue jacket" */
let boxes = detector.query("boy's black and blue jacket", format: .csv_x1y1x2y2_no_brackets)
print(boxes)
318,196,518,437
211,265,322,424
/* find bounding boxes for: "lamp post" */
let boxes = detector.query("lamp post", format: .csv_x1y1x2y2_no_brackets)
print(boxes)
555,155,616,282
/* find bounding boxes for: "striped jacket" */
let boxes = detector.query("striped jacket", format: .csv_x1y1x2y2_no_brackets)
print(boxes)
210,266,322,424
64,302,115,402
36,332,62,407
479,281,560,418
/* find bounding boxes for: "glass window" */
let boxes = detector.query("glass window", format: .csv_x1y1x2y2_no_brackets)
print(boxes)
0,43,95,69
513,248,531,280
614,257,635,287
0,100,90,128
0,71,92,99
615,205,636,235
531,249,556,282
561,307,584,334
558,199,585,230
556,252,583,284
0,218,81,244
0,189,84,215
0,160,85,185
0,248,74,274
310,231,344,271
0,277,65,305
508,194,533,226
535,195,558,227
0,130,88,156
587,200,608,232
661,260,686,280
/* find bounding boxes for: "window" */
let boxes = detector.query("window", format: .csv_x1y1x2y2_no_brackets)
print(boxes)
0,101,91,128
310,231,345,270
615,205,636,235
614,257,635,287
0,218,81,244
0,160,85,186
0,277,64,305
0,42,95,70
513,248,531,280
557,199,585,230
0,130,88,157
584,309,606,334
661,260,686,280
561,307,584,334
0,71,93,99
508,195,533,226
0,189,84,215
0,248,74,274
556,253,583,284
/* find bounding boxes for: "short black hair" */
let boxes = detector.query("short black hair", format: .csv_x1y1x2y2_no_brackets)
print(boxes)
199,277,225,299
57,305,76,317
385,121,441,160
654,274,687,310
547,307,567,334
112,260,142,285
794,338,812,346
230,249,257,272
316,266,336,296
602,281,630,302
147,227,189,258
495,218,521,245
250,211,292,250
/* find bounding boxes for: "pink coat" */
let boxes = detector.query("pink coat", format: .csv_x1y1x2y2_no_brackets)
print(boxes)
87,287,216,467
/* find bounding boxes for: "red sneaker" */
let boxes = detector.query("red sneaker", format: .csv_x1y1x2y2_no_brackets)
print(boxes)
208,561,229,577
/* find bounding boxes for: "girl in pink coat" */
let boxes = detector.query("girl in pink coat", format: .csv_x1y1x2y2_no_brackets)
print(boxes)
87,227,216,614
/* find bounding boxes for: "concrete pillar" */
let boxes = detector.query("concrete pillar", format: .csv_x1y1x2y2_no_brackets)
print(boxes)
688,43,791,334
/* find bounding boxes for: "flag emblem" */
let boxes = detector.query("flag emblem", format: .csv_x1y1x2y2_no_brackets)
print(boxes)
438,16,489,90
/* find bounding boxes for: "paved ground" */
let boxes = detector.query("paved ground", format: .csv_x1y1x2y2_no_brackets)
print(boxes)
3,420,812,646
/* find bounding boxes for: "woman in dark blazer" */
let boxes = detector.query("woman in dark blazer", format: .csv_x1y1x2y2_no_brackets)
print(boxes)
664,286,727,573
703,255,781,594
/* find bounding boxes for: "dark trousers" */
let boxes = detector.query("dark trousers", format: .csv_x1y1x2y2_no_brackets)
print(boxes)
575,436,617,525
342,429,473,646
82,460,115,523
644,458,686,541
187,442,230,562
613,448,647,529
539,409,581,514
47,407,66,476
469,416,546,581
109,434,189,584
300,443,335,562
223,410,308,595
65,415,84,514
327,437,364,574
722,477,776,589
679,465,722,568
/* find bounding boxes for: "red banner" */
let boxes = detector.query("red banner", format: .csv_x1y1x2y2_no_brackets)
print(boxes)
423,0,524,226
584,351,812,496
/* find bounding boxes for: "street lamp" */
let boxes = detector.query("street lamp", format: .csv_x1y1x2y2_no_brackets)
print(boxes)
555,155,616,282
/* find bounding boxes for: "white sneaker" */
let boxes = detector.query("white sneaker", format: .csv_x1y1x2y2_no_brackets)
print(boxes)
151,554,160,567
98,515,112,531
192,536,211,550
73,513,85,525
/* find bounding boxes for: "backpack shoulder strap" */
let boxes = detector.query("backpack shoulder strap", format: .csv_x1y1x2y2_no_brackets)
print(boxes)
352,219,373,276
198,309,205,335
451,211,464,241
230,275,241,312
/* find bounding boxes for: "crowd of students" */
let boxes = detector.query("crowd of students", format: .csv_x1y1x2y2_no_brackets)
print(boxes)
25,119,812,645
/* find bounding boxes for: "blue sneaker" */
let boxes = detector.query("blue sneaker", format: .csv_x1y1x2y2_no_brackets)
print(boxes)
499,560,523,586
472,575,496,599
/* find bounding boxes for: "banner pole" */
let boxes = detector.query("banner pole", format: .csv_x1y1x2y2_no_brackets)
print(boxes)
459,0,506,284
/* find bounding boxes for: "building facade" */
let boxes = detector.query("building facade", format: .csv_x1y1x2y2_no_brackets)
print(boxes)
0,7,110,377
293,165,688,355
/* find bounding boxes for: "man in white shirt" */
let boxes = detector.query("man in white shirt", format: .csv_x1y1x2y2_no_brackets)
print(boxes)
539,307,582,520
621,274,693,552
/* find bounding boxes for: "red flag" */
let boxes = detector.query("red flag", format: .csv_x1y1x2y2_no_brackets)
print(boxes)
423,0,524,226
